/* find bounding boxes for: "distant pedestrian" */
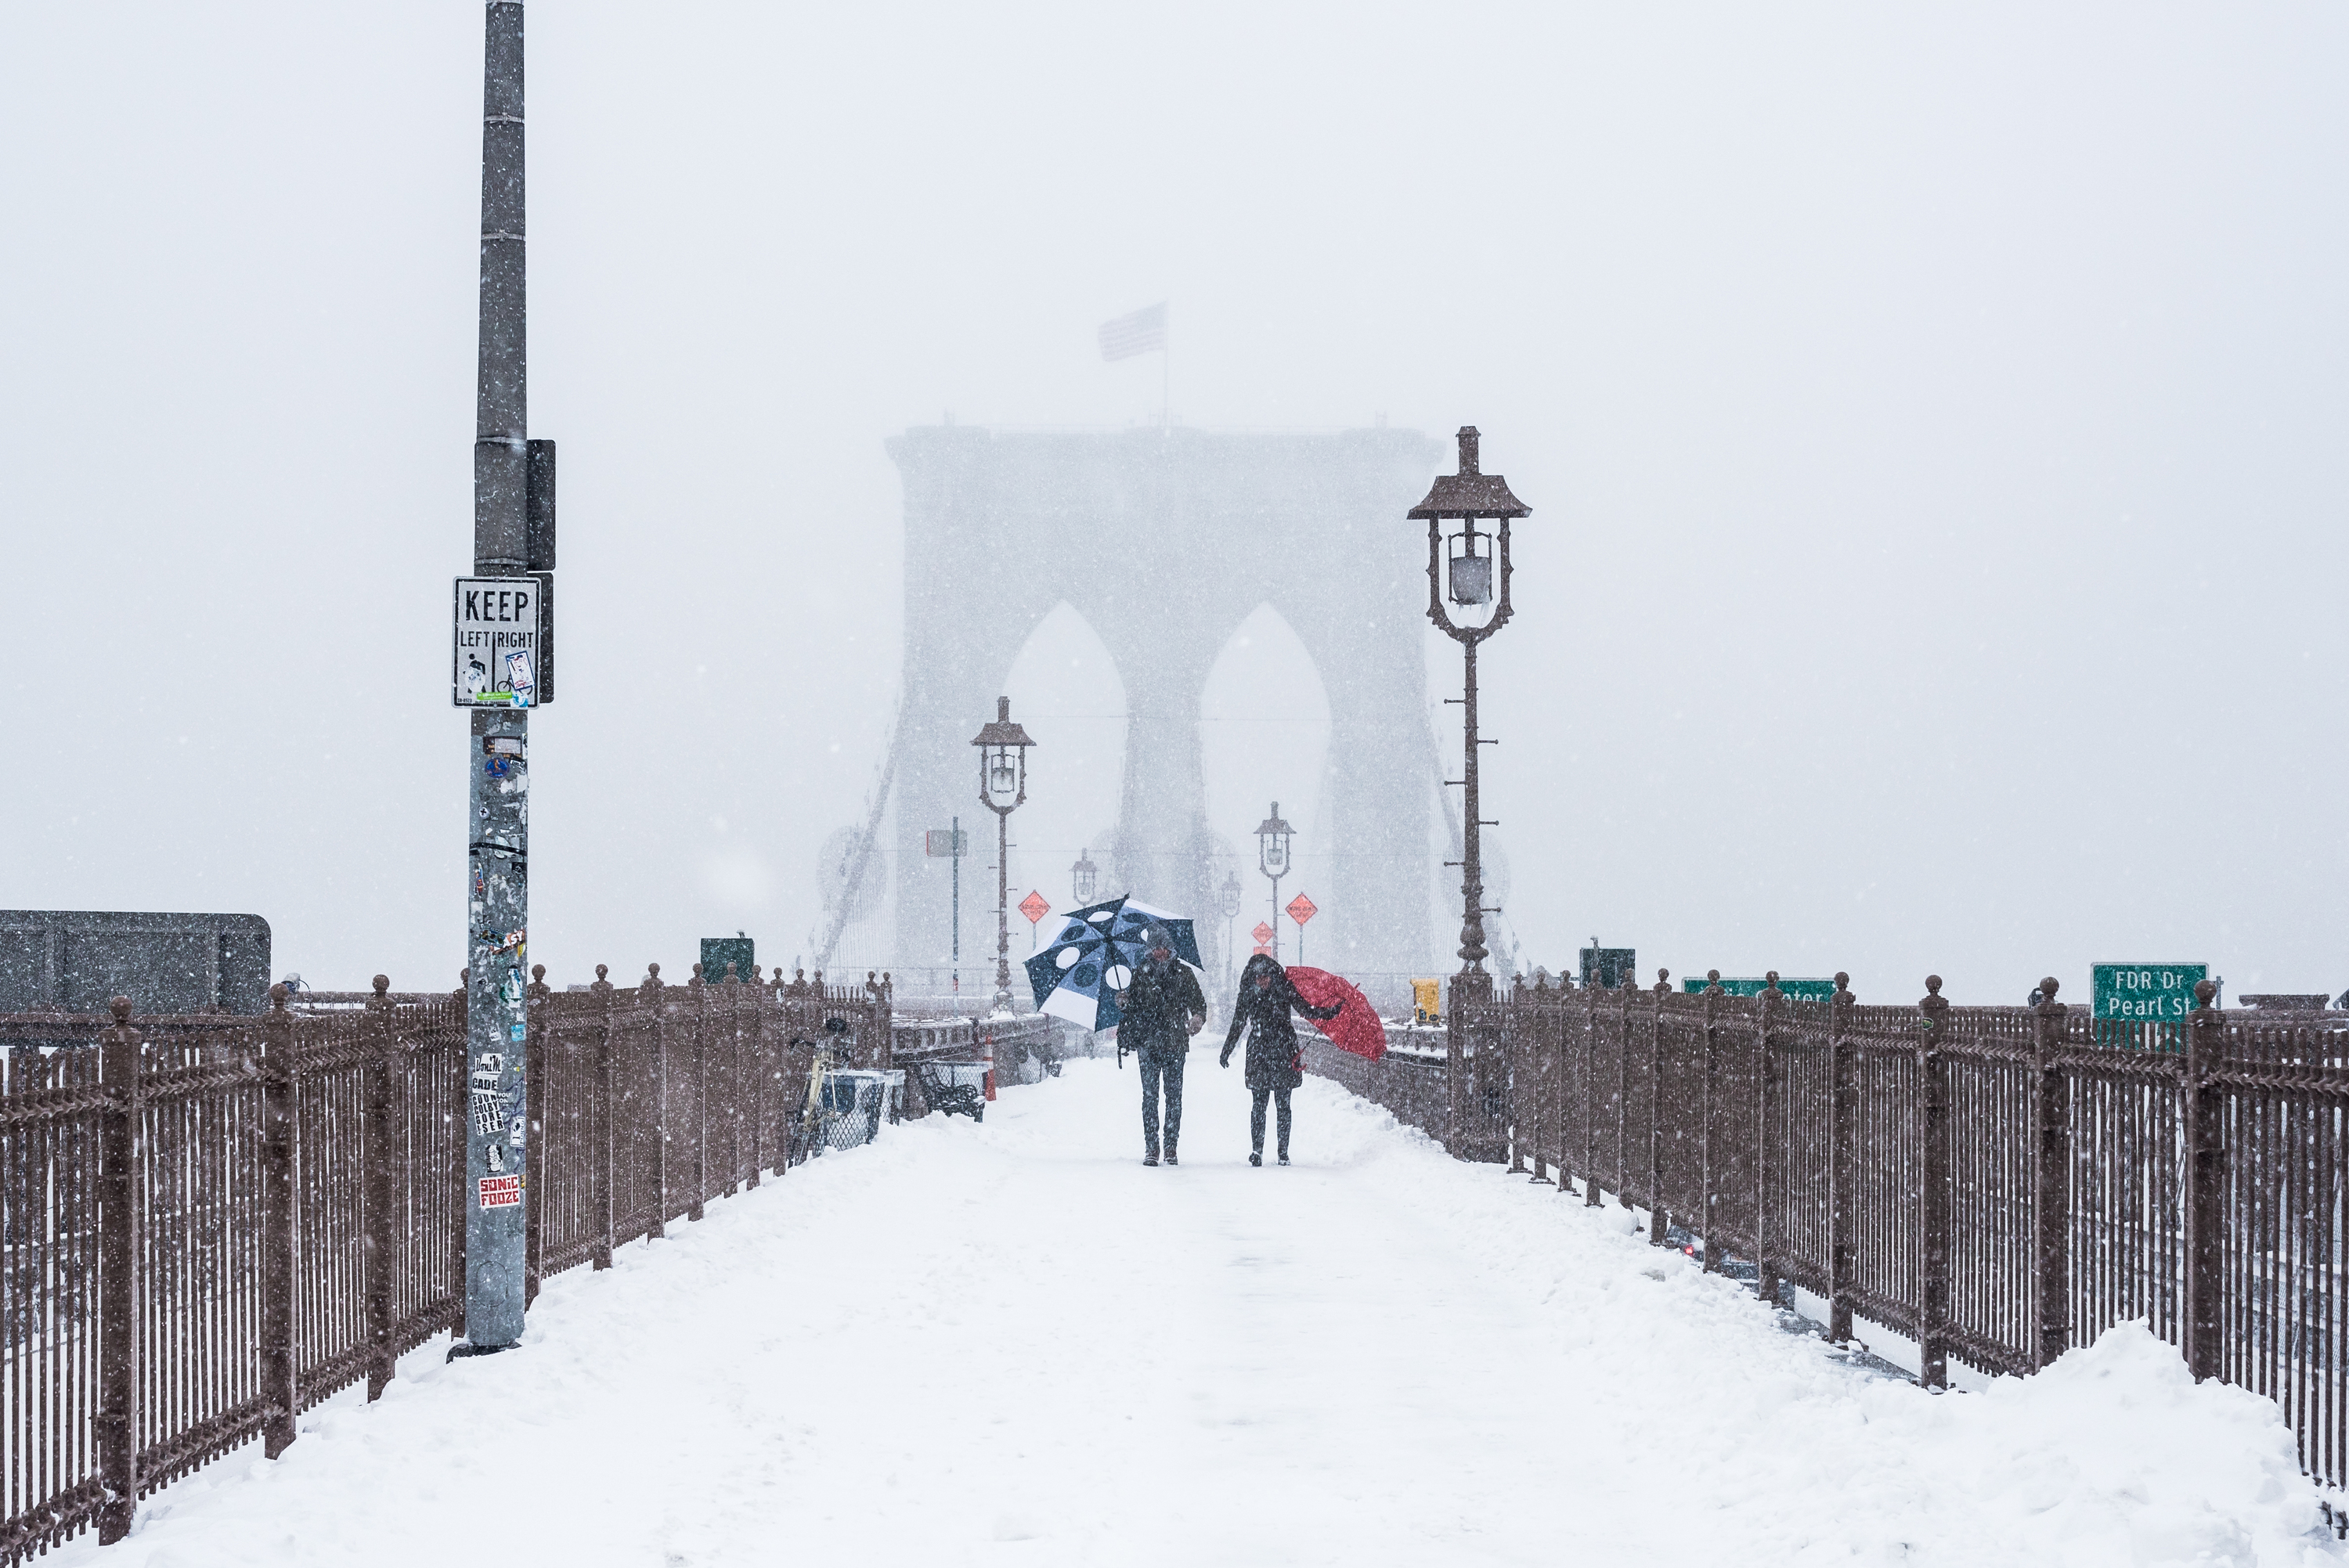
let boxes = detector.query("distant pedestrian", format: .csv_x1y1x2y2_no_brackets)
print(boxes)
1221,954,1340,1166
1114,925,1206,1166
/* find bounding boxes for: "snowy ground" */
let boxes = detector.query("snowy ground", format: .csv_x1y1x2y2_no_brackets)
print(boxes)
74,1056,2340,1566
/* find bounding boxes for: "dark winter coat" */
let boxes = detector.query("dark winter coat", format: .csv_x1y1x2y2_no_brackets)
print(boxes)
1220,957,1341,1091
1117,958,1206,1057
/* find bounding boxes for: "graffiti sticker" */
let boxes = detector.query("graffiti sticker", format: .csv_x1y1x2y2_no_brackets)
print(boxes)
478,1174,522,1209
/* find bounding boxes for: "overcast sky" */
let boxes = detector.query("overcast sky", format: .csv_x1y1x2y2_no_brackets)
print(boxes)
2,2,2342,1004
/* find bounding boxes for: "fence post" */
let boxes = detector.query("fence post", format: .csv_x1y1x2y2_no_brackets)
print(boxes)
644,964,668,1239
450,971,467,1330
1755,972,1783,1306
746,967,767,1188
593,966,615,1270
1507,974,1528,1174
1647,971,1669,1244
1522,978,1546,1182
1918,975,1950,1390
262,986,298,1458
729,964,748,1192
1614,981,1632,1206
1583,980,1601,1206
687,964,709,1221
524,964,549,1306
1828,971,1856,1345
2031,975,2070,1368
2183,978,2225,1382
364,976,396,1400
1699,972,1722,1271
96,997,144,1543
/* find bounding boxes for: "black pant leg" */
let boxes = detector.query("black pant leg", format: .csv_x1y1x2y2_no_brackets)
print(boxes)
1274,1087,1293,1156
1250,1087,1269,1153
1139,1054,1163,1155
1162,1051,1186,1154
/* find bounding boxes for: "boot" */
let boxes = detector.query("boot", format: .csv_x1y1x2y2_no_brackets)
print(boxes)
1278,1152,1290,1166
1250,1152,1262,1167
1143,1152,1159,1167
1164,1148,1178,1166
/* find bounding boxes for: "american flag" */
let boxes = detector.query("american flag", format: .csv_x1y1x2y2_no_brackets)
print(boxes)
1097,302,1167,362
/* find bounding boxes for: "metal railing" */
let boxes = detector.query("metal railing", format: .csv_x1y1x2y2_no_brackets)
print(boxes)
0,963,912,1559
1304,974,2349,1491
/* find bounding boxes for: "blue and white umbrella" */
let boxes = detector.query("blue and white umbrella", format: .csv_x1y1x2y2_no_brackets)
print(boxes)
1023,896,1201,1031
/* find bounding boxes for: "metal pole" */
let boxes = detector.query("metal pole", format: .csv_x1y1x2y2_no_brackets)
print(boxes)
462,0,530,1355
951,813,960,997
1459,636,1488,979
994,809,1011,1010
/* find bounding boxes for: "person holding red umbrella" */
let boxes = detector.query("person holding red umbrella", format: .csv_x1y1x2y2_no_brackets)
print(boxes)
1219,954,1342,1166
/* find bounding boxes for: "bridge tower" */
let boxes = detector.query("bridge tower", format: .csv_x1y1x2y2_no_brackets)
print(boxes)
886,424,1444,993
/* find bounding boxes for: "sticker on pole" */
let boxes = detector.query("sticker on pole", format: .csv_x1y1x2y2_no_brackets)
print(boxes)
453,578,547,708
478,1174,522,1209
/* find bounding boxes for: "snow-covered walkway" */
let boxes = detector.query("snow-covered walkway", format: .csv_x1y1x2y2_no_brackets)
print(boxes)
72,1057,2337,1566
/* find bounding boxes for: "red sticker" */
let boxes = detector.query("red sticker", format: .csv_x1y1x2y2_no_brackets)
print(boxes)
478,1174,522,1209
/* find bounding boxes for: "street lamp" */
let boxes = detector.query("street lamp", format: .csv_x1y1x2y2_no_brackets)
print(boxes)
1411,427,1529,1151
1071,846,1099,906
1216,870,1243,989
972,696,1037,1012
1255,802,1294,962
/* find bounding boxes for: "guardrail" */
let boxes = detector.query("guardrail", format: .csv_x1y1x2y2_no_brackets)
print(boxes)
0,963,940,1560
1306,971,2349,1494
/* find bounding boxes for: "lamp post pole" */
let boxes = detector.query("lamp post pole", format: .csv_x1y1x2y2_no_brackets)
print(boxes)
1255,803,1294,964
454,0,554,1357
972,697,1037,1014
1410,427,1530,1156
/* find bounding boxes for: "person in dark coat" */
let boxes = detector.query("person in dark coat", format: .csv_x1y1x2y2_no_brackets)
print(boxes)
1114,925,1206,1166
1220,953,1340,1166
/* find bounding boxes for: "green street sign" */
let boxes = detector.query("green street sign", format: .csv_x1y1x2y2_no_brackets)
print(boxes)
1681,976,1839,1002
2091,962,2206,1023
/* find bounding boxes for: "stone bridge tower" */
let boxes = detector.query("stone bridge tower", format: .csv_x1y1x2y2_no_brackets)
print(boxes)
886,424,1444,987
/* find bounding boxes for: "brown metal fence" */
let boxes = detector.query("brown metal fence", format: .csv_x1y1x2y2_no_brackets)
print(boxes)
1302,971,2349,1491
0,963,903,1561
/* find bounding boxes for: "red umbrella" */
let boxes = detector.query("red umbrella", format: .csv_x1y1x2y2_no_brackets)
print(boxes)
1283,966,1387,1062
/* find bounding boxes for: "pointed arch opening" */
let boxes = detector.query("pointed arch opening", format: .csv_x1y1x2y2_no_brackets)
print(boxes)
1200,603,1333,974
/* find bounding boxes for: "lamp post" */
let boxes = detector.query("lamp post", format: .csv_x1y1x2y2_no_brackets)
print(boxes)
972,697,1037,1012
1410,426,1530,1153
1071,846,1099,906
1255,802,1294,962
1216,870,1243,989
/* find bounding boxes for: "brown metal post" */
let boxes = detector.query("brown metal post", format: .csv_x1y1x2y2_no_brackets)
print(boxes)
1647,971,1669,1244
728,964,747,1193
1507,974,1528,1174
745,967,766,1187
644,963,668,1239
2183,978,2225,1382
96,997,144,1542
262,986,298,1458
1582,980,1601,1206
1755,972,1783,1305
364,976,396,1400
450,971,467,1323
524,964,549,1304
1615,980,1631,1206
2031,975,2070,1368
1699,973,1722,1271
593,965,615,1270
1828,972,1856,1344
1918,975,1951,1390
687,964,707,1222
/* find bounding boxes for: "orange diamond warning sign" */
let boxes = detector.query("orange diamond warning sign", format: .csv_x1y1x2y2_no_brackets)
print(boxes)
1285,893,1317,925
1252,922,1274,945
1019,891,1050,925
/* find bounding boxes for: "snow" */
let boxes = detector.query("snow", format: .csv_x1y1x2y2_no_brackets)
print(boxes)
71,1058,2340,1566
